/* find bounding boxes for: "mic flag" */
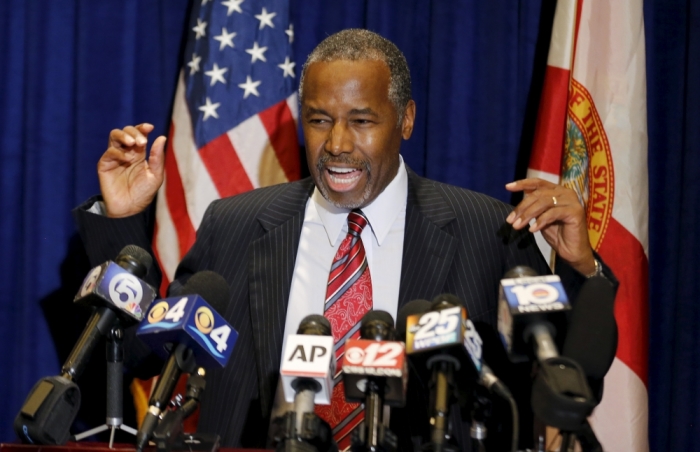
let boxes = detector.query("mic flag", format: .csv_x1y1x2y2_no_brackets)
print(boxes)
280,334,335,405
74,244,157,324
341,338,407,406
498,272,571,361
136,273,238,369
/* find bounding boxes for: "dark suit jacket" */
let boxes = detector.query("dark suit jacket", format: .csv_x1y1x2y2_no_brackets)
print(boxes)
74,168,607,449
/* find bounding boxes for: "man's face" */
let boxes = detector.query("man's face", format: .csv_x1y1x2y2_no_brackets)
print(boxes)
301,59,415,209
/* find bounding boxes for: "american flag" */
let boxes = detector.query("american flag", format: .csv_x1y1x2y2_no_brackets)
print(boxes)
153,0,300,293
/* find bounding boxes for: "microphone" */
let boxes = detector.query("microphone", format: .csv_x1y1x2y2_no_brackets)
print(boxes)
498,267,596,433
404,296,475,451
342,310,403,452
497,266,571,363
279,315,335,441
14,245,156,445
134,271,238,452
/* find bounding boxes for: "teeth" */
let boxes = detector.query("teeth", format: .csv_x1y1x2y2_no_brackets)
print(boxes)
328,167,358,174
329,173,361,184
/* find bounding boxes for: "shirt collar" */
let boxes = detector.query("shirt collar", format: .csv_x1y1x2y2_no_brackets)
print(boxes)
312,156,408,247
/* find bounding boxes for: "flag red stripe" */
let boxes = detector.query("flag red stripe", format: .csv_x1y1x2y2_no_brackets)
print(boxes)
198,132,255,197
258,100,301,181
164,123,196,259
598,218,649,386
530,66,570,175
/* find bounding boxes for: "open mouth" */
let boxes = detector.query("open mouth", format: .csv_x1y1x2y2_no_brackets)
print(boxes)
326,166,363,190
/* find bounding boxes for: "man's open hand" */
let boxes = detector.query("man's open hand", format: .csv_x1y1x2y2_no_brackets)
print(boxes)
98,123,166,218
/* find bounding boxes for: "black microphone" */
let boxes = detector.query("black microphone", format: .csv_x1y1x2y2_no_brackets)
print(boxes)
497,266,570,363
14,245,155,445
498,267,596,433
134,271,235,452
342,310,403,452
403,296,476,452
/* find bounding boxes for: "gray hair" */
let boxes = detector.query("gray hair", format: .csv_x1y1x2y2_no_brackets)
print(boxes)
299,29,412,126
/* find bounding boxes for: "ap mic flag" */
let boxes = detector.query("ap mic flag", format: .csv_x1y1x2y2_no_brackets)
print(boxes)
528,0,649,450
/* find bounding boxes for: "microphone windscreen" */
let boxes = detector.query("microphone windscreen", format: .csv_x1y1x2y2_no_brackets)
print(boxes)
360,310,395,340
297,314,332,336
396,300,431,340
562,276,617,379
431,293,464,310
361,310,394,328
504,265,538,279
118,245,153,271
181,271,231,314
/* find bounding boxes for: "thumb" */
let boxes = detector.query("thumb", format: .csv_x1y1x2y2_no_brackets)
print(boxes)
148,136,167,181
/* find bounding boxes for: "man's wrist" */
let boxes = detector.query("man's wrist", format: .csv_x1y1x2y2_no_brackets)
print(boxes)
585,258,604,278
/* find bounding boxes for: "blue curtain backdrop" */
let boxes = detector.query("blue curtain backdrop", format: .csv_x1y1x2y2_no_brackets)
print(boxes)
0,0,697,450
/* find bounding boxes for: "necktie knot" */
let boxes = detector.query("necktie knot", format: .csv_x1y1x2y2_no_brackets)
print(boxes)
347,209,368,235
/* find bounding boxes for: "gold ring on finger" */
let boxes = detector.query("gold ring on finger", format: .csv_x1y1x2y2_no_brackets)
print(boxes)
552,196,558,206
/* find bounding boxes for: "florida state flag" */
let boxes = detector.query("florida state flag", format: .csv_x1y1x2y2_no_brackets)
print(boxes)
528,0,649,450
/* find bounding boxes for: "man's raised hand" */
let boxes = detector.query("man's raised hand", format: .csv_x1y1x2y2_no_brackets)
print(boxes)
505,178,596,276
98,123,166,218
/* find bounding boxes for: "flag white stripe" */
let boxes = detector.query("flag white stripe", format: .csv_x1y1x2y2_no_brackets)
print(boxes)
574,0,649,253
589,358,649,452
171,72,220,229
546,0,578,70
226,114,270,189
286,92,299,126
154,178,180,281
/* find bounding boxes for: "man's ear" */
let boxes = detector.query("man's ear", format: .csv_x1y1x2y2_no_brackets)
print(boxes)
401,100,416,140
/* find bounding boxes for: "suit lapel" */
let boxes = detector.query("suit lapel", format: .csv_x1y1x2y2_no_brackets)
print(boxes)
399,169,457,309
248,178,314,414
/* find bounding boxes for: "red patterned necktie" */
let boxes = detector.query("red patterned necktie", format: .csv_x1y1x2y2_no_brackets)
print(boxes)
316,209,373,450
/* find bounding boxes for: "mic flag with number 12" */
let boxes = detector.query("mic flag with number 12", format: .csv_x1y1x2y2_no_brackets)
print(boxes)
528,0,649,450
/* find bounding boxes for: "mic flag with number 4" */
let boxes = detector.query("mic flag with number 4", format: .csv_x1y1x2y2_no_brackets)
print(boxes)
528,0,649,450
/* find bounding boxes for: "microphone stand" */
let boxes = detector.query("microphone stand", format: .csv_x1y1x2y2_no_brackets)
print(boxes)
272,380,337,452
350,379,397,452
151,370,220,452
72,323,137,447
422,355,460,452
469,390,492,452
531,357,599,452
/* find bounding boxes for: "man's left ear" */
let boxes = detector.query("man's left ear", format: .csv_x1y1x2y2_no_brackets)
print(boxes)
401,100,416,140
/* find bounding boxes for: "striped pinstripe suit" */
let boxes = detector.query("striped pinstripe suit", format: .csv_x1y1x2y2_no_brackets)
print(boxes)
74,167,598,449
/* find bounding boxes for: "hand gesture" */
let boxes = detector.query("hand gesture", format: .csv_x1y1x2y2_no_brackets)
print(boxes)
505,178,596,276
98,123,166,218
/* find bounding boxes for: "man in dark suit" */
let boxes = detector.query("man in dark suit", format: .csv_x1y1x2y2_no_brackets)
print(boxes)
75,29,613,449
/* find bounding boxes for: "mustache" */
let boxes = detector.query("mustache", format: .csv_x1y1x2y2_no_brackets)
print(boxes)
317,154,370,171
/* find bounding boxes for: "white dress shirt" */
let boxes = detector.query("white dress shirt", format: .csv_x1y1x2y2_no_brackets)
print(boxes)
271,156,408,419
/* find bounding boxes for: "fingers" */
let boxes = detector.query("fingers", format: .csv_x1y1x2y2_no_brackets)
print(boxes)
108,123,154,149
505,178,555,194
506,184,581,231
